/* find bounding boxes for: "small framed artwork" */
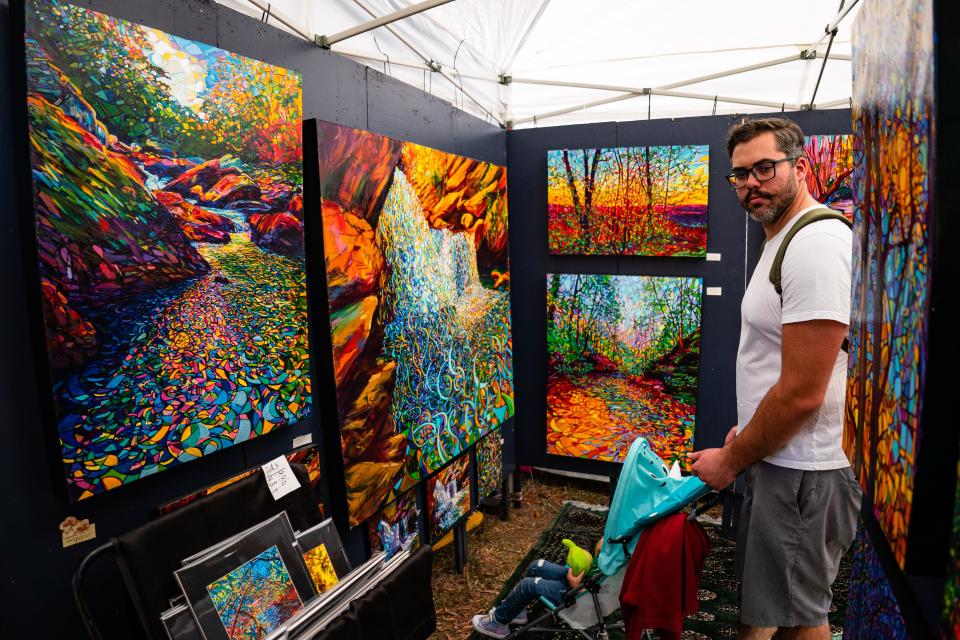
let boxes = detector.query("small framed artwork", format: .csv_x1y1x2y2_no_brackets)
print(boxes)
296,518,351,595
366,487,420,559
426,454,471,542
174,513,315,640
475,429,503,501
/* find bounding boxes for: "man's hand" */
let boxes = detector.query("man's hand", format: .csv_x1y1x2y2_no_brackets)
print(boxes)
688,447,738,491
566,567,584,589
724,425,739,446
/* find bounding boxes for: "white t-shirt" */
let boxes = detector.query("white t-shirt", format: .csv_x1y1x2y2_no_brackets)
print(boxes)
735,204,852,470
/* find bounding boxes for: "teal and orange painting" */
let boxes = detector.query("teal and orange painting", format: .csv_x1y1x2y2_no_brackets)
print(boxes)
25,0,311,500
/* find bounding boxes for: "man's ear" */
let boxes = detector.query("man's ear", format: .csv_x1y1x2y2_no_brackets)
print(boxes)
793,154,810,183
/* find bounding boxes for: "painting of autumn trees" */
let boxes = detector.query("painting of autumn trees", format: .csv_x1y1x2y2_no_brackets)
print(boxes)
804,134,854,219
843,0,932,569
547,274,702,464
547,146,709,256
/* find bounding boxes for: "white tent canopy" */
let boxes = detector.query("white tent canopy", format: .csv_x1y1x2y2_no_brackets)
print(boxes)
215,0,860,128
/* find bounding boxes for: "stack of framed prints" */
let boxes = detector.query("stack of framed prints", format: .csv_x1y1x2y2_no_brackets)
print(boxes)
174,513,315,640
296,520,351,595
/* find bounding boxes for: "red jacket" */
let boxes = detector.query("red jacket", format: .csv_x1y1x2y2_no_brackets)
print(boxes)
619,512,711,640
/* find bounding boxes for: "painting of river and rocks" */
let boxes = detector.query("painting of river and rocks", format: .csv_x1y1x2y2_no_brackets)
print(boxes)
317,121,513,527
547,274,702,466
25,0,310,501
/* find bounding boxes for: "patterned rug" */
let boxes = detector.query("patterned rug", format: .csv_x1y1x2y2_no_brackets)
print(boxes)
470,502,851,639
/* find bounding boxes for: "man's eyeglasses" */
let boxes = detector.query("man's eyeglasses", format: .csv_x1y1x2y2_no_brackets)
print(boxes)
725,157,799,189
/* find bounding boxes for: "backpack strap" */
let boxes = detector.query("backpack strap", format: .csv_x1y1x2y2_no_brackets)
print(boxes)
767,207,853,351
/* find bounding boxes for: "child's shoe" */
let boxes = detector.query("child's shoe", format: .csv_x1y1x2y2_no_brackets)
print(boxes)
472,612,510,639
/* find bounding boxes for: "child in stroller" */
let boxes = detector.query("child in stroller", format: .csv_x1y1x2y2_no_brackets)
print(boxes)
472,539,603,639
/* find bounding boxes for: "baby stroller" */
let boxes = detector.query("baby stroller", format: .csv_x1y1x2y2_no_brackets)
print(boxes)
505,437,719,640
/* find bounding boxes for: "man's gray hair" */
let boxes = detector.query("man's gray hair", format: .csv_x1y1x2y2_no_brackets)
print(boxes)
725,117,805,159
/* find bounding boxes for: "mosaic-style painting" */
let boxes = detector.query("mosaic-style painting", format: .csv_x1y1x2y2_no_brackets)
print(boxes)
206,545,303,640
158,446,324,516
476,430,503,499
366,488,420,559
547,145,709,256
25,0,310,501
317,121,513,527
843,0,933,567
427,455,471,541
547,274,702,465
844,527,909,640
804,134,854,220
302,543,339,594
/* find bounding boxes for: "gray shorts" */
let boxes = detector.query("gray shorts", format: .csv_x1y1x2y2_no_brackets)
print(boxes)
736,460,862,628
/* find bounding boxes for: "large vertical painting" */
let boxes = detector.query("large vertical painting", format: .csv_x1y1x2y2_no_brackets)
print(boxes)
843,0,933,567
546,274,702,465
547,145,709,256
25,1,310,500
843,527,909,640
426,455,471,541
804,134,854,220
317,122,513,527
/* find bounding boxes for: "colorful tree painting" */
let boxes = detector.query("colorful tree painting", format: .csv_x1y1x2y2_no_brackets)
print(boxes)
804,134,854,220
547,145,709,256
476,431,503,499
318,121,513,527
25,0,310,501
426,455,471,540
366,488,420,559
206,545,303,640
302,543,339,594
843,0,933,567
843,526,909,640
547,274,702,465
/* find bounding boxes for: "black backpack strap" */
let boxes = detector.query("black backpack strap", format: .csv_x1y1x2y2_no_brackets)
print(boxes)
767,207,853,352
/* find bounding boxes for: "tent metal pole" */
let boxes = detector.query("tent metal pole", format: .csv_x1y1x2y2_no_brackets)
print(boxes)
814,97,852,108
334,46,500,82
351,0,503,125
512,92,644,126
502,0,553,72
652,89,802,110
808,27,839,108
809,0,860,49
318,0,455,47
241,0,313,42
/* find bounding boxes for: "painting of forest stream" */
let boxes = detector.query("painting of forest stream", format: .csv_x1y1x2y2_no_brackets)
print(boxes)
25,0,310,500
547,274,702,465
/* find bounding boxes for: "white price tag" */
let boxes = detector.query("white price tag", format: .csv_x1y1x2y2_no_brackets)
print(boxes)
706,287,722,296
262,455,301,501
706,253,721,262
292,433,313,448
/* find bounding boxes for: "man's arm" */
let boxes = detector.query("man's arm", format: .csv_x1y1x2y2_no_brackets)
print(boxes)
690,318,847,489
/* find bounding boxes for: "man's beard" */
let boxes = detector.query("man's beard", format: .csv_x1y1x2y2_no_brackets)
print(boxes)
740,180,798,225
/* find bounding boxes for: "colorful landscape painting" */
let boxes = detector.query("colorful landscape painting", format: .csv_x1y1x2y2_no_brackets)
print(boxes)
476,430,503,499
843,527,909,640
843,0,932,567
427,455,471,540
804,134,853,219
302,543,339,594
158,446,324,516
25,0,310,501
547,145,709,256
547,274,702,465
367,488,420,559
317,121,513,527
207,545,303,640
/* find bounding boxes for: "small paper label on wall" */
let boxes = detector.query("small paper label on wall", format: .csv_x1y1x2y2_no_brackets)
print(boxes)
706,253,722,262
706,287,722,296
60,516,96,548
292,433,313,449
263,455,301,501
